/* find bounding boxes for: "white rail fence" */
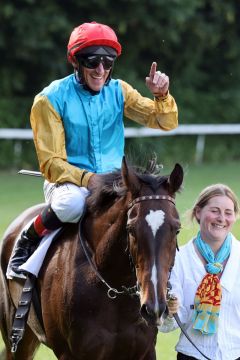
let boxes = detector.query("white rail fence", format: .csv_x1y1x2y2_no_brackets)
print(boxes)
1,124,240,164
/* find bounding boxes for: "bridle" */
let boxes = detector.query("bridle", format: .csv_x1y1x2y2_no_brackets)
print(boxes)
79,194,176,299
128,194,175,210
127,193,177,268
129,196,211,360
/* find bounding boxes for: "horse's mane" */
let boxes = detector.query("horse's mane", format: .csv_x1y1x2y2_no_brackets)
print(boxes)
86,159,169,214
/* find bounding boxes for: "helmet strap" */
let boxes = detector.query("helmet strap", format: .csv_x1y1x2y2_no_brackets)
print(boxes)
105,64,114,85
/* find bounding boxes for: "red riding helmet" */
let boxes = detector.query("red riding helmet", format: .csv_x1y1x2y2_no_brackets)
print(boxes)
67,22,122,64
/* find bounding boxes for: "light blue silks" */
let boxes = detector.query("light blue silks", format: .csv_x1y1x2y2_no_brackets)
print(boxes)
192,231,232,335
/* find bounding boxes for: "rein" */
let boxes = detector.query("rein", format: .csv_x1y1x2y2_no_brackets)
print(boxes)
78,216,139,299
167,283,211,360
173,313,211,360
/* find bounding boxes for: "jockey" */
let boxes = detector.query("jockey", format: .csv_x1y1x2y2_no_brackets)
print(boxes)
9,21,178,275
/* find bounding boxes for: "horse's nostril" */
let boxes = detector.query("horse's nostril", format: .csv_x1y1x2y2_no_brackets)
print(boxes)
158,302,167,317
140,302,167,325
140,304,156,324
141,304,148,316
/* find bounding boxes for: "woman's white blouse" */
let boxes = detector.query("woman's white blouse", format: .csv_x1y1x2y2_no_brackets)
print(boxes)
159,236,240,360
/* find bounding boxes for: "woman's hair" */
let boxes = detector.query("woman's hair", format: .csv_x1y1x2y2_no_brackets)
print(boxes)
188,184,240,224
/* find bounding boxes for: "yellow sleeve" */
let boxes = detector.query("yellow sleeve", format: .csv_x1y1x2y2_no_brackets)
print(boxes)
120,80,178,130
30,95,93,187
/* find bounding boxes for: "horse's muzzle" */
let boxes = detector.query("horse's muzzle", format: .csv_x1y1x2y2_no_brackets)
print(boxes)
140,301,167,326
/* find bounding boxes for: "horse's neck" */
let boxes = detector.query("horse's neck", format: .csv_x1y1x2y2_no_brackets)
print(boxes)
84,198,133,281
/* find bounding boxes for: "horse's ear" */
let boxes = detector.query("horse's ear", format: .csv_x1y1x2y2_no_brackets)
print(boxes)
121,156,141,195
168,163,184,194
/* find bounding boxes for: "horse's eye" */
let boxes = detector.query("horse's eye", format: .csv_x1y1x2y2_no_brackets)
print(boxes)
176,228,181,235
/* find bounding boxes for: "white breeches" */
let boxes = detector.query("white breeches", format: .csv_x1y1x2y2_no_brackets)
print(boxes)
43,181,90,223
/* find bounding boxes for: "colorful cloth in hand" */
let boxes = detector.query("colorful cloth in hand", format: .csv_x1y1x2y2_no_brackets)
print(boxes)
192,232,232,335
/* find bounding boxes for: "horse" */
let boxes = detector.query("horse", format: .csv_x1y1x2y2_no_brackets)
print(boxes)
0,157,183,360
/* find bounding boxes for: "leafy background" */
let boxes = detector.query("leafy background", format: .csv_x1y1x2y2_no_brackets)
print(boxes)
1,0,240,169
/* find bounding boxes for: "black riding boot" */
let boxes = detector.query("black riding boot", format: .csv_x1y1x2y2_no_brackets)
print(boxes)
9,204,63,275
9,228,42,274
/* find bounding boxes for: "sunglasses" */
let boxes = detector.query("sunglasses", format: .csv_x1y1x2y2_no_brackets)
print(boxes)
78,55,115,70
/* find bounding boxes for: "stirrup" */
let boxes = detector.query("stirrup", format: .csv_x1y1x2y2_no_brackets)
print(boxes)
7,269,27,280
10,274,36,352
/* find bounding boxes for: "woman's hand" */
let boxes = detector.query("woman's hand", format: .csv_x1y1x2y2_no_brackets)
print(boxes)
167,295,180,317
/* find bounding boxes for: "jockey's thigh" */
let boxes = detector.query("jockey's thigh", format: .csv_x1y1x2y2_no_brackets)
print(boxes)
43,181,90,223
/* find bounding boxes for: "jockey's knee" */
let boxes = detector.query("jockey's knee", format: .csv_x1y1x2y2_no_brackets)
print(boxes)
50,184,89,223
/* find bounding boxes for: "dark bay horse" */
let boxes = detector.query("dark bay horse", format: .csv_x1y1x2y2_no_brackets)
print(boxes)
0,158,183,360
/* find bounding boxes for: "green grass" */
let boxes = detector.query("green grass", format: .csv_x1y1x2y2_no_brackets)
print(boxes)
1,161,240,359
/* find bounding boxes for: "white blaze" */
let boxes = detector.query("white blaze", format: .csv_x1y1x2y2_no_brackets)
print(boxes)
151,262,158,312
145,210,165,237
146,210,165,313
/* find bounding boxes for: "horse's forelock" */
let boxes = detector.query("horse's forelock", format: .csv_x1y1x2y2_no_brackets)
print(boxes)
137,173,169,192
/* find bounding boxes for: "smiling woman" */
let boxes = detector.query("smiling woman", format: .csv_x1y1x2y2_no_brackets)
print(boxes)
159,183,240,360
193,187,238,252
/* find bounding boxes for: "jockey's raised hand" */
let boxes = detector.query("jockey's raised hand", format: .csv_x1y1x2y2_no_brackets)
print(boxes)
145,62,169,97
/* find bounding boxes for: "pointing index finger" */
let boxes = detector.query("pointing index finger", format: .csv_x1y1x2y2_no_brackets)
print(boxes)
149,62,157,81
